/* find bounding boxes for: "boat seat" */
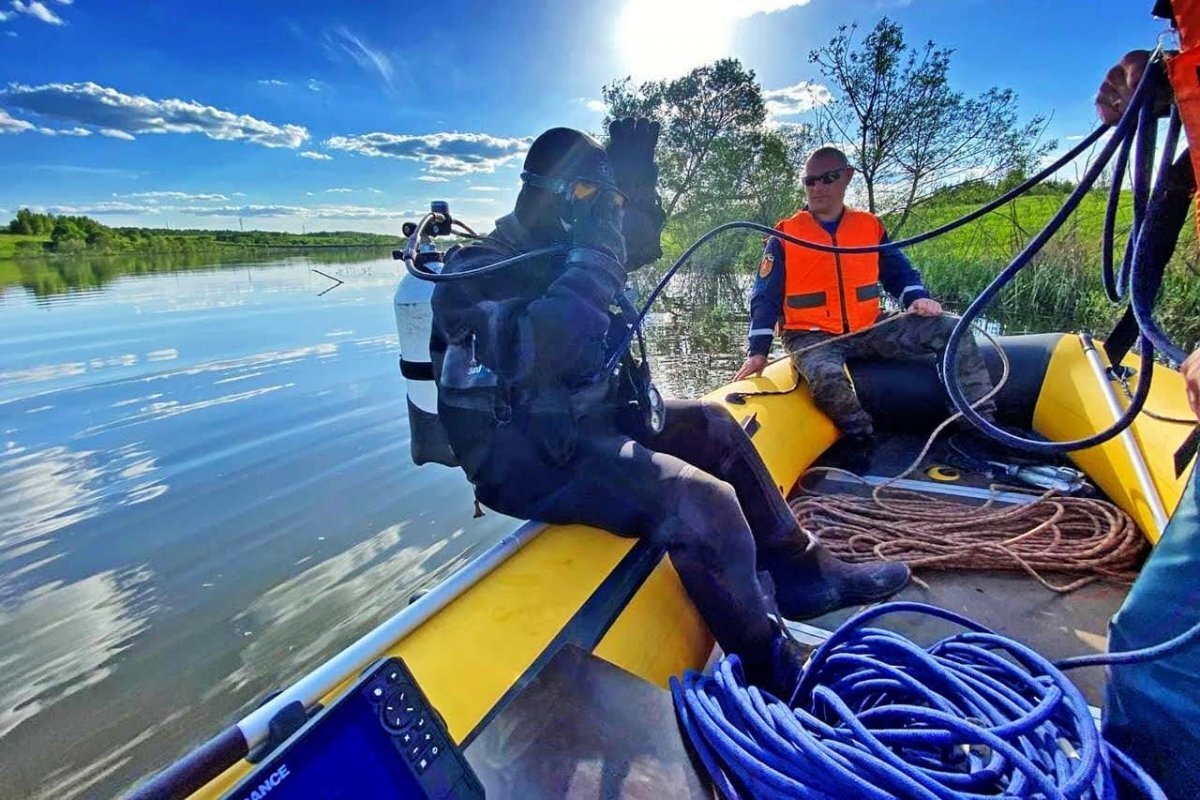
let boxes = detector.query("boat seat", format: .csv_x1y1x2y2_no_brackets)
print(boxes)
464,644,711,799
847,332,1063,433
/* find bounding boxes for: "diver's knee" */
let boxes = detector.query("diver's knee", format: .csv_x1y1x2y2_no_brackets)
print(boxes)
699,400,740,441
661,468,743,551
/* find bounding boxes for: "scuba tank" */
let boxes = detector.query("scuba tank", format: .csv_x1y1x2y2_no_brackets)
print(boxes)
393,201,458,467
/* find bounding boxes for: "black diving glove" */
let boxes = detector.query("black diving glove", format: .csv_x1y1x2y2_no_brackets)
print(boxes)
606,117,665,269
607,117,660,193
571,191,627,268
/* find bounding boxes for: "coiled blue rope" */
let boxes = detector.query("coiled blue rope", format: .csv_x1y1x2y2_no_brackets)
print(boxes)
670,602,1193,800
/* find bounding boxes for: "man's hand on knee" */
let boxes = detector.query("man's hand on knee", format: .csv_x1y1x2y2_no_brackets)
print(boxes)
909,298,943,317
735,354,769,381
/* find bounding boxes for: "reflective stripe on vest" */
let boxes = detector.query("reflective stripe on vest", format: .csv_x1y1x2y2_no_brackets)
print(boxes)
776,209,885,335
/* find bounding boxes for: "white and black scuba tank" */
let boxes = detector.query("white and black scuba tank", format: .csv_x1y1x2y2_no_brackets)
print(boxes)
394,239,458,467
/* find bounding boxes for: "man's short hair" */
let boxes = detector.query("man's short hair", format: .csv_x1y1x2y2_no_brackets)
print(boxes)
807,146,851,168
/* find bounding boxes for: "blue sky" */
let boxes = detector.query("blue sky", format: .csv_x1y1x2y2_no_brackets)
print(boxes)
0,0,1169,234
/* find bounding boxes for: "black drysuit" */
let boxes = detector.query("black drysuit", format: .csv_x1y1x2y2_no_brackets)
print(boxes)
430,213,795,658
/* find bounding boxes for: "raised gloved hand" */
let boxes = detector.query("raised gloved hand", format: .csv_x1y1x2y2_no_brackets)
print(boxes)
606,117,660,195
607,117,664,269
571,191,627,267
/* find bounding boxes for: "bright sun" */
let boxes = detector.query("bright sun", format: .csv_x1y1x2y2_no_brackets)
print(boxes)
616,1,736,81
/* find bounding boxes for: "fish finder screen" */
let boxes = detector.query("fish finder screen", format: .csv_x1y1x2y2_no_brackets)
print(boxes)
228,692,425,800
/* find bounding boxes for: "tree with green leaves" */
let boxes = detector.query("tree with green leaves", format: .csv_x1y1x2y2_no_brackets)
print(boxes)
810,18,1055,234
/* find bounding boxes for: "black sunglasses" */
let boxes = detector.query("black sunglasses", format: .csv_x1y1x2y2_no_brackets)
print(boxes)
803,167,850,187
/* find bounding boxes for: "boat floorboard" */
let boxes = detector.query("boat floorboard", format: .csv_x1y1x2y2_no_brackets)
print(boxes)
796,432,1135,706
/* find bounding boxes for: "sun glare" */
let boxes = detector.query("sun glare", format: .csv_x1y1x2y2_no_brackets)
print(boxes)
616,1,736,81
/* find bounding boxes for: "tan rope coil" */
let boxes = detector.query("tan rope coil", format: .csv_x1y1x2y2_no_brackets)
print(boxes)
784,312,1149,593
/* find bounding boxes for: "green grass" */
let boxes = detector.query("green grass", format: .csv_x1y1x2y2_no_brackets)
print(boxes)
0,232,49,258
882,190,1200,351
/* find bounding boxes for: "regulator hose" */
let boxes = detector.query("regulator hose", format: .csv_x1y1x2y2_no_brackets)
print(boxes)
940,53,1164,455
670,601,1195,800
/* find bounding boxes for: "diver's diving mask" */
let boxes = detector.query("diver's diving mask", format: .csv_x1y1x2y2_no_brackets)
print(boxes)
520,171,628,208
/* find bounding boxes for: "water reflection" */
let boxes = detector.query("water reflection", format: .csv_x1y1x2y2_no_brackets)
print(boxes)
4,248,392,299
0,254,522,799
212,524,474,699
0,566,158,739
0,441,167,572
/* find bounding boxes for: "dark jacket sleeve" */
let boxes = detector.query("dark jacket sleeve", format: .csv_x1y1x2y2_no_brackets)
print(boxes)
878,231,930,308
747,238,784,357
432,245,625,388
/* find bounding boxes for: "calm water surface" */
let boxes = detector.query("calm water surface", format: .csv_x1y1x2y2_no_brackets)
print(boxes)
0,254,748,798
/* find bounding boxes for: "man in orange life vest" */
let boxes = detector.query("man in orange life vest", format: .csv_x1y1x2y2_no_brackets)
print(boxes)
735,146,998,441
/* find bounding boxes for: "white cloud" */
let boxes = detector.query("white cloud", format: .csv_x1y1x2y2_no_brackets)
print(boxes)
763,81,833,118
0,108,34,133
11,0,64,25
99,127,135,140
49,201,161,215
232,192,246,197
0,11,11,22
575,97,607,113
325,187,353,193
323,28,393,90
0,110,97,137
366,187,382,194
307,78,323,92
5,30,16,37
299,150,332,160
417,175,449,183
177,203,413,220
37,125,90,136
325,131,530,175
737,0,812,11
257,79,288,87
122,191,230,202
0,81,310,148
45,199,417,221
468,186,501,192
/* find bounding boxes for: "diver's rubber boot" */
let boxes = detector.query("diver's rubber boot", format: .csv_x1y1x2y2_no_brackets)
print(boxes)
761,537,910,621
741,625,813,704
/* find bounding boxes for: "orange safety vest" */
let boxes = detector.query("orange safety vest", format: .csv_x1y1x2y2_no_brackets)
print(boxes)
776,208,885,335
1168,0,1200,237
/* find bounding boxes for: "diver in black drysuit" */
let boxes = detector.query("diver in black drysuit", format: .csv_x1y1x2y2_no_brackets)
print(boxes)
430,122,910,693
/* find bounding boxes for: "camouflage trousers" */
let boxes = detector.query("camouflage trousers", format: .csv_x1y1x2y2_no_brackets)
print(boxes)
783,313,997,437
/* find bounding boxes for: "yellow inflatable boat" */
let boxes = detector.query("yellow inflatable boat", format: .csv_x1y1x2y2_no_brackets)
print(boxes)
132,331,1194,800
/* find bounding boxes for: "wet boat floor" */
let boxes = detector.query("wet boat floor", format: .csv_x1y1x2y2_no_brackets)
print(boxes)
796,432,1135,706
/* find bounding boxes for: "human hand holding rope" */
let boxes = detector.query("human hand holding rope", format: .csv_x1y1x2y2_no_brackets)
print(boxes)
908,297,943,317
1096,50,1153,124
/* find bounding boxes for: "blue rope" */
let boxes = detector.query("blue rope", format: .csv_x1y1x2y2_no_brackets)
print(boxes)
672,601,1185,800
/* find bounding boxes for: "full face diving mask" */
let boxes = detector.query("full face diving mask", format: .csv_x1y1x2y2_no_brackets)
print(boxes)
520,171,628,214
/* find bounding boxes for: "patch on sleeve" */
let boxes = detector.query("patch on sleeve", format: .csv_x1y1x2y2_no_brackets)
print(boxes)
758,252,775,278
